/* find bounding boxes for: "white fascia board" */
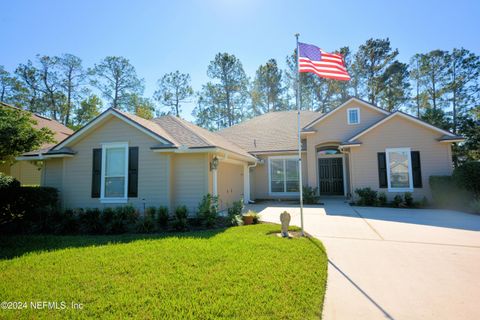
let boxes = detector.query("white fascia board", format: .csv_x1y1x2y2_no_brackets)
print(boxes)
15,154,74,161
152,146,257,163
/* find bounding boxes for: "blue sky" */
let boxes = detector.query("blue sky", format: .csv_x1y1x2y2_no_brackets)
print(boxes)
2,0,479,120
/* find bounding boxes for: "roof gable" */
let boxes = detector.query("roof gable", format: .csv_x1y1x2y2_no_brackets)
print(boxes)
347,111,458,142
53,108,176,150
303,97,390,130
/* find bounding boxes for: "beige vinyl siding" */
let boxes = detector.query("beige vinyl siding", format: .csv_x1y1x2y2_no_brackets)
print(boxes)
0,163,11,176
172,153,209,214
350,115,453,200
306,100,387,188
59,116,170,210
251,152,307,200
9,161,42,185
217,161,244,210
42,158,64,205
1,161,42,186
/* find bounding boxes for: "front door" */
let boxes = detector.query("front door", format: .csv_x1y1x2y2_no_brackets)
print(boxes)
318,157,344,195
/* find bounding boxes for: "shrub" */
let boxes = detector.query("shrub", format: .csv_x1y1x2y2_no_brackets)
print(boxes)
0,172,20,190
430,175,470,209
420,196,429,208
136,217,156,233
355,187,377,206
378,192,387,206
197,194,218,227
53,209,78,235
172,205,188,231
249,211,261,224
101,207,115,229
453,162,480,197
470,199,480,214
0,177,58,234
303,186,319,204
227,200,244,226
157,206,169,228
105,205,139,234
145,206,156,219
78,208,103,234
404,192,414,207
392,195,403,208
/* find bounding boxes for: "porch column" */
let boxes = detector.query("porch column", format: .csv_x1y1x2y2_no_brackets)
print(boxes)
212,168,218,197
243,164,250,204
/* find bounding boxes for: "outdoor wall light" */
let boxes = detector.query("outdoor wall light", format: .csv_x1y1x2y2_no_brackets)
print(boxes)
210,156,219,171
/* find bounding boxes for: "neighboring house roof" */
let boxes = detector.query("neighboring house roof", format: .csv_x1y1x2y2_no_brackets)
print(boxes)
152,115,256,160
303,97,390,130
0,101,74,151
346,111,463,143
217,110,320,154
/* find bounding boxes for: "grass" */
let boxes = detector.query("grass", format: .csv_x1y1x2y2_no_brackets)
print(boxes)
0,224,328,319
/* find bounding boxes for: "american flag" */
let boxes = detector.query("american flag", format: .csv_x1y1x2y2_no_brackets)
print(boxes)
298,42,351,81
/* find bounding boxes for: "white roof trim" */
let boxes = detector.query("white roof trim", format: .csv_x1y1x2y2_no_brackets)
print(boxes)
53,109,172,150
303,97,390,129
152,147,257,163
348,111,456,142
16,154,74,161
439,139,464,143
251,150,307,155
339,144,361,148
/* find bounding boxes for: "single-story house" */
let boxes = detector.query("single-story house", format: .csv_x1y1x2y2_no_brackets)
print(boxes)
17,97,463,213
1,102,73,185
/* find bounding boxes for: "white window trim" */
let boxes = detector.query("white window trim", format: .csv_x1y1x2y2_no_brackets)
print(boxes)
385,147,413,192
100,142,129,204
268,155,300,195
347,107,360,125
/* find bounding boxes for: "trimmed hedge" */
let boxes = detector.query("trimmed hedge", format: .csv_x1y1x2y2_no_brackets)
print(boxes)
0,174,58,232
453,161,480,197
429,175,473,210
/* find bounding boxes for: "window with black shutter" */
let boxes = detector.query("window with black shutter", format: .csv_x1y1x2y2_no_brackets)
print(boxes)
411,151,422,188
91,148,102,198
128,147,139,197
377,152,387,188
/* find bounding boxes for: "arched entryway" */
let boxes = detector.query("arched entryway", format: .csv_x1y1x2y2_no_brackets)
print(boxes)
317,146,345,196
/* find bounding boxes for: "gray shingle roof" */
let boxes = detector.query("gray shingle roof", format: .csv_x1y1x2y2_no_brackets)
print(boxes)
152,116,255,160
217,110,321,153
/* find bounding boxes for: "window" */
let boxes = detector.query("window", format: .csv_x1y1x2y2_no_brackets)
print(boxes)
101,142,128,203
317,148,341,155
269,157,299,194
386,148,413,191
347,108,360,125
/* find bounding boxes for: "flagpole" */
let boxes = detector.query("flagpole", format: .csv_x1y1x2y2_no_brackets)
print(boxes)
295,33,305,237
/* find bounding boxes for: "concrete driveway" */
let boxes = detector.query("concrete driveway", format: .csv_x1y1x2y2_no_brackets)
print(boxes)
248,198,480,320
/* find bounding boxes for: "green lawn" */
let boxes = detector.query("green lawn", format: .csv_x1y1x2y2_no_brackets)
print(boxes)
0,224,327,319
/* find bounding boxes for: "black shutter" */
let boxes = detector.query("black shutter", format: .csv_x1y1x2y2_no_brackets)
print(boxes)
377,152,387,188
128,147,139,197
91,148,102,198
411,151,422,188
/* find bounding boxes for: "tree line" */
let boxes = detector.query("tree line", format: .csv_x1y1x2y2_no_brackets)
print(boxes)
1,38,479,160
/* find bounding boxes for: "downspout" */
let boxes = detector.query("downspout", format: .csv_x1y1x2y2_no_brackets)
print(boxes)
245,161,258,204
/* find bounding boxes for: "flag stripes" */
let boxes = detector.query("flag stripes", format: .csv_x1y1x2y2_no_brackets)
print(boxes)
298,43,351,81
